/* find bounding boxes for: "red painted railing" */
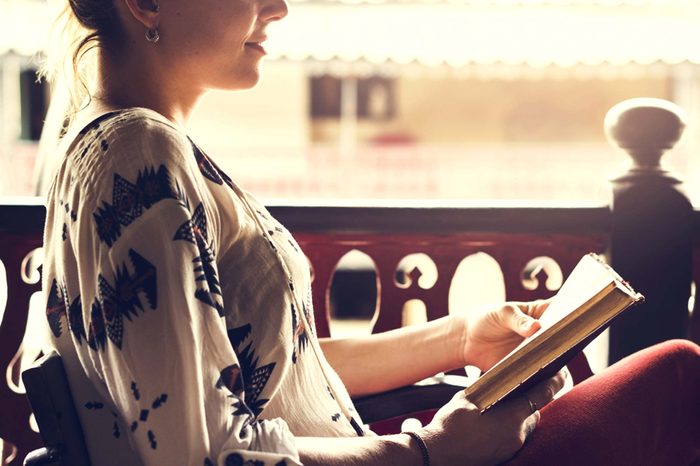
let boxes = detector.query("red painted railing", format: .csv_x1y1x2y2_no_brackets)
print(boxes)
279,208,610,338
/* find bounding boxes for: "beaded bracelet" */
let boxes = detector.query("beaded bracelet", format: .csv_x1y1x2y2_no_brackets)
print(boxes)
403,430,430,466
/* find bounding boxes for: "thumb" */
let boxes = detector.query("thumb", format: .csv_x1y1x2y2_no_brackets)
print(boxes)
506,304,542,337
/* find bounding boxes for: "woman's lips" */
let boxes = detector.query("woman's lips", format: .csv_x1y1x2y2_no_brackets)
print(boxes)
245,42,266,54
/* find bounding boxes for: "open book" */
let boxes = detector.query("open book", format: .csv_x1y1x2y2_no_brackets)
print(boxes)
464,253,644,413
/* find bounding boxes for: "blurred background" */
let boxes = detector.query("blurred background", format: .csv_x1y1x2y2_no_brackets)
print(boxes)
2,0,700,204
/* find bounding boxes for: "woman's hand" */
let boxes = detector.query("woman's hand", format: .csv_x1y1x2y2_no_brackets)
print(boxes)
418,370,566,466
458,300,551,371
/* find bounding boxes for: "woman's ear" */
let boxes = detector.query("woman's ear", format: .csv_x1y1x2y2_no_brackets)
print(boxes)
122,0,161,29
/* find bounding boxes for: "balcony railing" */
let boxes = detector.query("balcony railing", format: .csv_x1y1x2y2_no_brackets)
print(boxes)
1,98,699,465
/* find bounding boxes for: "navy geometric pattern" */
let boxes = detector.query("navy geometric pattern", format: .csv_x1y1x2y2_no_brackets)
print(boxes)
173,202,224,316
67,290,86,344
193,248,223,316
63,201,77,221
229,324,252,348
92,249,157,350
88,299,107,352
46,278,67,338
83,401,122,439
173,202,208,244
303,283,316,335
60,200,78,242
216,364,244,397
46,278,86,344
254,216,313,365
94,165,178,247
227,325,276,417
127,380,168,450
191,140,234,190
290,303,309,364
77,110,119,135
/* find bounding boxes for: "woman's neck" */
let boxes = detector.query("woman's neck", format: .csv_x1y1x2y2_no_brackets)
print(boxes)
93,48,203,127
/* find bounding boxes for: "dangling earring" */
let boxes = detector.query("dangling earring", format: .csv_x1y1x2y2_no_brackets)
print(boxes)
145,27,160,43
145,3,160,43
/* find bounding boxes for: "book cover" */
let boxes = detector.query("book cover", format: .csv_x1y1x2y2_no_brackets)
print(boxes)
464,253,644,413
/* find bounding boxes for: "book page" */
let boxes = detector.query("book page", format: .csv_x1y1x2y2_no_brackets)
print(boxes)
505,254,615,357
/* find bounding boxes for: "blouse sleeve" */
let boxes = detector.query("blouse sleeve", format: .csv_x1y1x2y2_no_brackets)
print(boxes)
78,119,301,466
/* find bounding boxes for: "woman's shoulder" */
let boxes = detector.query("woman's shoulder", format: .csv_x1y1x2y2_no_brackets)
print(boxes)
67,107,189,157
95,107,190,155
65,107,196,187
46,107,208,225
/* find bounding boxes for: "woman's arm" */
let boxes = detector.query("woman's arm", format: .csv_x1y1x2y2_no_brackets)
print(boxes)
320,301,549,397
297,433,417,466
319,315,465,396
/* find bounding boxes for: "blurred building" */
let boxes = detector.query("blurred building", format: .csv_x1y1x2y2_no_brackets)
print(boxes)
1,0,700,203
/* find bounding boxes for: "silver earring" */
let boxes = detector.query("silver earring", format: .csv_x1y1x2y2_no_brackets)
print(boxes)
145,27,160,43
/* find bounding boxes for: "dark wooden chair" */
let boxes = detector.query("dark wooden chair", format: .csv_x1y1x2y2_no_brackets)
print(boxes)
21,352,91,466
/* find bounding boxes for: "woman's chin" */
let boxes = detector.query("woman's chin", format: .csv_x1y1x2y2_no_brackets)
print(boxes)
218,70,262,91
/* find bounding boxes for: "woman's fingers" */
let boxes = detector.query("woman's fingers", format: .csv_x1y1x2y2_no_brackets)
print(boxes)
522,409,540,437
519,298,552,319
522,369,567,415
503,304,542,338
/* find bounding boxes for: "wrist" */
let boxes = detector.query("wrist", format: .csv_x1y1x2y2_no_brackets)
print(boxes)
446,314,469,367
401,431,431,466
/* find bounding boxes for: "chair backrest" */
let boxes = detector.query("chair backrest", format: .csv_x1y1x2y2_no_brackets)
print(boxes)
21,352,91,466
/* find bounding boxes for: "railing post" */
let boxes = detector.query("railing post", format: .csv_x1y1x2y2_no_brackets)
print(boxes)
606,98,693,364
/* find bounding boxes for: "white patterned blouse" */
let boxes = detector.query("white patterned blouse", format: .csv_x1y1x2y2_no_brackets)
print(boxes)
42,107,365,466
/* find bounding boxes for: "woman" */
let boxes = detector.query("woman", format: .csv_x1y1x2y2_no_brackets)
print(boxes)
40,0,700,465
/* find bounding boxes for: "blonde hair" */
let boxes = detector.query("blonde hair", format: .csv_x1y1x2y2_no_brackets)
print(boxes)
40,0,119,120
34,0,119,194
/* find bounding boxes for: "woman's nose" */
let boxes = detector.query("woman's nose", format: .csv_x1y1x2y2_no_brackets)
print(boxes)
260,0,288,23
